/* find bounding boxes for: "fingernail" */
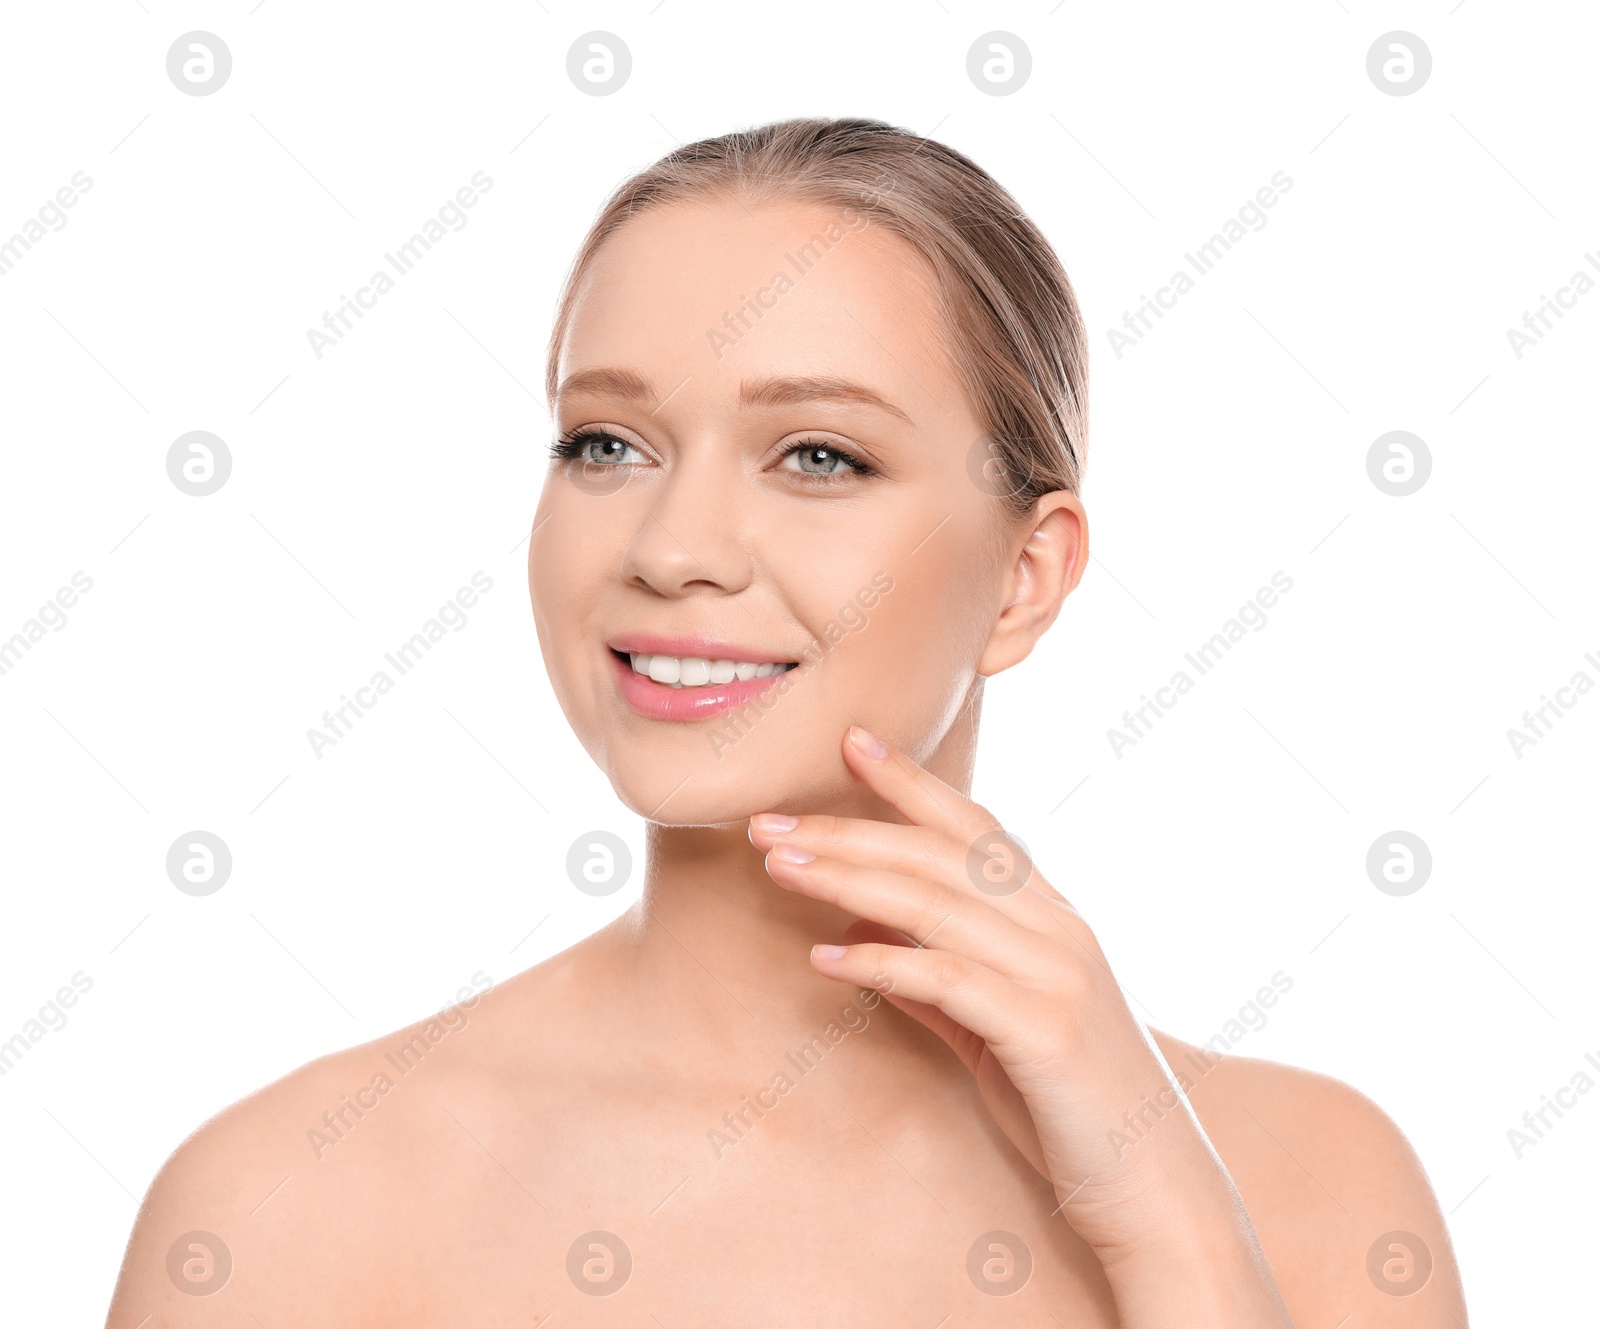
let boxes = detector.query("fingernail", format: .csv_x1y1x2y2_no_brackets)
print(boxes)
812,943,848,961
849,725,888,759
773,843,815,864
751,812,798,833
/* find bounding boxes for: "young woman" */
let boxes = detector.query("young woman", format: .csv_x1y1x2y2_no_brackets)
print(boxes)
107,117,1468,1326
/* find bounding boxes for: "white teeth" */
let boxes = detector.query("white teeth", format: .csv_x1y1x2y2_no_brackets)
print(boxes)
626,652,795,689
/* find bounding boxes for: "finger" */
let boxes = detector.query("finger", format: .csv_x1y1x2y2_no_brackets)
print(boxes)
839,723,998,843
751,811,1062,928
806,938,1039,1059
765,847,1051,982
842,726,1069,911
836,919,987,1071
758,742,1075,927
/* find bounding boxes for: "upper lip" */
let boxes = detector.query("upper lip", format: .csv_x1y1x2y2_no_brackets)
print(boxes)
608,633,799,665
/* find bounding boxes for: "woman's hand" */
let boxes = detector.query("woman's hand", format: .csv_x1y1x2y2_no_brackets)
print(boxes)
746,724,1295,1328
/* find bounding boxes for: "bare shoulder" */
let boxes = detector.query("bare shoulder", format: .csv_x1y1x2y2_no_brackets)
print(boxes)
101,960,573,1328
1150,1029,1470,1325
102,1033,386,1326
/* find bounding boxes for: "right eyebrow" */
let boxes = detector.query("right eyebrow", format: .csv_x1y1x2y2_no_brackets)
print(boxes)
555,367,659,408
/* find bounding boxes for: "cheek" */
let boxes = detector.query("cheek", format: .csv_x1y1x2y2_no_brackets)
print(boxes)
527,504,614,703
797,539,989,733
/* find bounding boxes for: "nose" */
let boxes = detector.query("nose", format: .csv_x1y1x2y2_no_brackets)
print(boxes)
618,444,754,598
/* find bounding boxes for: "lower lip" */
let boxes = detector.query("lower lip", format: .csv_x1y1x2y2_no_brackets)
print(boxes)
609,650,797,722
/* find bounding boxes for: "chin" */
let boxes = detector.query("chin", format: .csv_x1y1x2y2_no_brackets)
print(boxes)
601,744,842,827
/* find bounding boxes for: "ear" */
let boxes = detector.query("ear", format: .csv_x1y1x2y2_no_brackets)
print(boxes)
975,492,1088,678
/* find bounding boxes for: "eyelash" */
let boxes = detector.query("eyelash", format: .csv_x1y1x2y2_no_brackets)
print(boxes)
547,428,875,482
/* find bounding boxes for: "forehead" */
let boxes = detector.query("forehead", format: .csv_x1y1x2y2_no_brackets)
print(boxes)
556,196,961,418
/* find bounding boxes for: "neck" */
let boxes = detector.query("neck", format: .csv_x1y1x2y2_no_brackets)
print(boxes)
609,691,982,1062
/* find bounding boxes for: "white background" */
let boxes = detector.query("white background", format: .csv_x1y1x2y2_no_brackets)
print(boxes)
1,2,1594,1322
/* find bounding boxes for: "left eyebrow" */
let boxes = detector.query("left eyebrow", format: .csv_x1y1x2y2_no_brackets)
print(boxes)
739,373,914,426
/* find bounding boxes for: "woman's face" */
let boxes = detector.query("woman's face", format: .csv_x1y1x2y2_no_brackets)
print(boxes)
531,193,1050,825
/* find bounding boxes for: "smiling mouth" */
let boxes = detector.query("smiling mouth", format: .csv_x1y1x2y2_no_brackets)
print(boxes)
610,648,799,690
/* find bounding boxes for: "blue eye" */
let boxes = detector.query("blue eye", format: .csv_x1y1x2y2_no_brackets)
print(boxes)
548,429,641,465
776,439,874,480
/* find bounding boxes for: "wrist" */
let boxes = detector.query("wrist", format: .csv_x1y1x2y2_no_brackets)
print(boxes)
1049,1132,1291,1329
1091,1181,1293,1328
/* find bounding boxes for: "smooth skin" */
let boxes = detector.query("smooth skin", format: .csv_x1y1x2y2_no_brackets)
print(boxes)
104,195,1468,1326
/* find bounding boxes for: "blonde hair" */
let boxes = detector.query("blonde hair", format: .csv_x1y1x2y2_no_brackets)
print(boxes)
545,116,1089,511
